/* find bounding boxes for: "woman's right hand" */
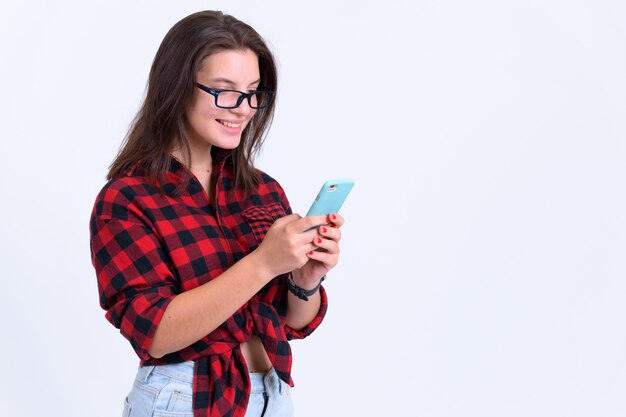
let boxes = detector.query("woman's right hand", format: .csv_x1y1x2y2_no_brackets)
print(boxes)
253,214,327,279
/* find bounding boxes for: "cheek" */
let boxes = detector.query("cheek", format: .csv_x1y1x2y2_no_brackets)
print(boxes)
186,107,218,136
244,111,258,127
188,110,205,127
189,95,218,119
199,103,219,120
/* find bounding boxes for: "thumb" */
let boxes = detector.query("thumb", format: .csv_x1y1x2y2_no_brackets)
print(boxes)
273,213,302,226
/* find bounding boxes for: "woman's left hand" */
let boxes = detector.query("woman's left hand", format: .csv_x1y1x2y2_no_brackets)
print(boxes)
292,213,344,288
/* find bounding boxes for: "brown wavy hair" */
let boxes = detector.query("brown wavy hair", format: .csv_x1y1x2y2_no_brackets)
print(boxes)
107,11,277,196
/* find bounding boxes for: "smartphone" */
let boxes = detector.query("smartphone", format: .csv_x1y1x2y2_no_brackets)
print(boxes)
306,179,355,217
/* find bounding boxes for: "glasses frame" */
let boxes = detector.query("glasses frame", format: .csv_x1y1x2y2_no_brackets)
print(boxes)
195,83,274,109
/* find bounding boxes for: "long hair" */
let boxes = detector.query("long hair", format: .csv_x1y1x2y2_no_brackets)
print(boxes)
107,11,278,196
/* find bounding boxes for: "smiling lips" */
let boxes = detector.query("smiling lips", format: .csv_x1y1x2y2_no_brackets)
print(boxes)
217,119,242,129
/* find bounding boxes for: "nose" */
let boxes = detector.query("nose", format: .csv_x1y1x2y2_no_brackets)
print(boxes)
231,97,254,117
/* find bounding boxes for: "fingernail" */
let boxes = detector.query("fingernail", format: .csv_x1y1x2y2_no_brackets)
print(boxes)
307,251,314,256
325,216,331,223
321,227,328,234
330,224,337,228
316,238,322,244
331,213,337,220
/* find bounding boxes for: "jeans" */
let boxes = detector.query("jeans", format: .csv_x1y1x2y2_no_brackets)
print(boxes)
122,361,294,417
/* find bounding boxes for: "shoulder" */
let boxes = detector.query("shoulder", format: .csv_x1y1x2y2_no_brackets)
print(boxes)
255,169,288,197
92,175,157,219
256,169,281,189
253,169,291,211
94,175,153,206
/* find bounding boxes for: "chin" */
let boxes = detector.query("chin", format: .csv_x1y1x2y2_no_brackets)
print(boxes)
193,132,242,150
215,136,243,150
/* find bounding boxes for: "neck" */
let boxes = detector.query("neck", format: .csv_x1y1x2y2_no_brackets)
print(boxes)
171,145,213,173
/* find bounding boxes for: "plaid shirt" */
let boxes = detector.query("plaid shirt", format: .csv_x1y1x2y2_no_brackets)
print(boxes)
90,148,327,417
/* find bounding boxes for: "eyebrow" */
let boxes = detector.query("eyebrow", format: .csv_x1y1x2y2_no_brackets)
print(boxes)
208,77,261,88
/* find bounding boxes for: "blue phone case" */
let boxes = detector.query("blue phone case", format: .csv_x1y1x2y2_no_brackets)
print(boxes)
306,179,355,217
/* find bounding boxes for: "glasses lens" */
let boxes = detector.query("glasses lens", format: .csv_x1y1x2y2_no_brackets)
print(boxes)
215,91,242,108
251,91,272,109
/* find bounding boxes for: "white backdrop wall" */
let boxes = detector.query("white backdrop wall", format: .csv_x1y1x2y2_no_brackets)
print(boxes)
1,1,625,416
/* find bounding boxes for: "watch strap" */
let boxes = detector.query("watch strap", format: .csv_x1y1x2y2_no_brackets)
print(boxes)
287,273,325,301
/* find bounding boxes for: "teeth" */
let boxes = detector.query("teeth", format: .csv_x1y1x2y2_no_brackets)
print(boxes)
218,120,240,128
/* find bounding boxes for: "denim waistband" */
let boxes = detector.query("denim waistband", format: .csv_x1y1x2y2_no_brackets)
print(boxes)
136,361,282,394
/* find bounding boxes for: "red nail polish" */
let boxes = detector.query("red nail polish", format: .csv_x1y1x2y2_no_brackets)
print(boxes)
316,238,322,244
308,251,314,256
321,227,327,233
331,213,337,220
325,216,331,223
330,224,337,228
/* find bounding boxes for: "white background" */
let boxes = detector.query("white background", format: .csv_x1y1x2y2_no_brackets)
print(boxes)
1,1,625,416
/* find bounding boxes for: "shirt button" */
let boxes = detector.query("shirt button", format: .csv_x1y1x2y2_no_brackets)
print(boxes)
188,178,202,193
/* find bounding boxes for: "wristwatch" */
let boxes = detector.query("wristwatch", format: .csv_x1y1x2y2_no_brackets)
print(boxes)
287,273,325,301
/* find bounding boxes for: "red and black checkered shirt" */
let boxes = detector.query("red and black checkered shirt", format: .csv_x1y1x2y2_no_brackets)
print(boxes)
89,148,327,417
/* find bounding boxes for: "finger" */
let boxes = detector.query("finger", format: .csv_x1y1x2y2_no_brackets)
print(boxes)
274,213,302,226
304,242,318,254
327,213,345,228
290,215,328,233
312,236,340,255
318,225,342,242
308,215,330,228
306,250,338,268
293,228,321,245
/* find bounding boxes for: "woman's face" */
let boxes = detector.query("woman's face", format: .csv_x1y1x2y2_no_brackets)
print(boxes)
185,48,260,152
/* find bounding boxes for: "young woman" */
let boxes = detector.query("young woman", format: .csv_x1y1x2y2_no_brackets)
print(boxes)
89,11,344,417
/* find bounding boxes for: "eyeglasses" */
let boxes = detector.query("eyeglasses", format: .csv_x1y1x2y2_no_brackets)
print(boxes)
195,83,274,109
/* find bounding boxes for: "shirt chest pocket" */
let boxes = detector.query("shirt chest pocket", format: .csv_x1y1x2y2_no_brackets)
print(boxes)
241,202,287,246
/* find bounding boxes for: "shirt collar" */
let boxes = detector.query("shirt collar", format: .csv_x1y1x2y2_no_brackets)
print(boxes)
211,146,233,165
167,146,233,182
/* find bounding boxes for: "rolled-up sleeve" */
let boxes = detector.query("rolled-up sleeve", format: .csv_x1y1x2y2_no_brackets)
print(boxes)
272,179,329,340
284,286,328,340
90,183,177,360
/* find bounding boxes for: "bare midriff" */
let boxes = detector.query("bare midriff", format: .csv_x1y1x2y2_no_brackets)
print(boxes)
191,173,273,373
240,335,273,372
